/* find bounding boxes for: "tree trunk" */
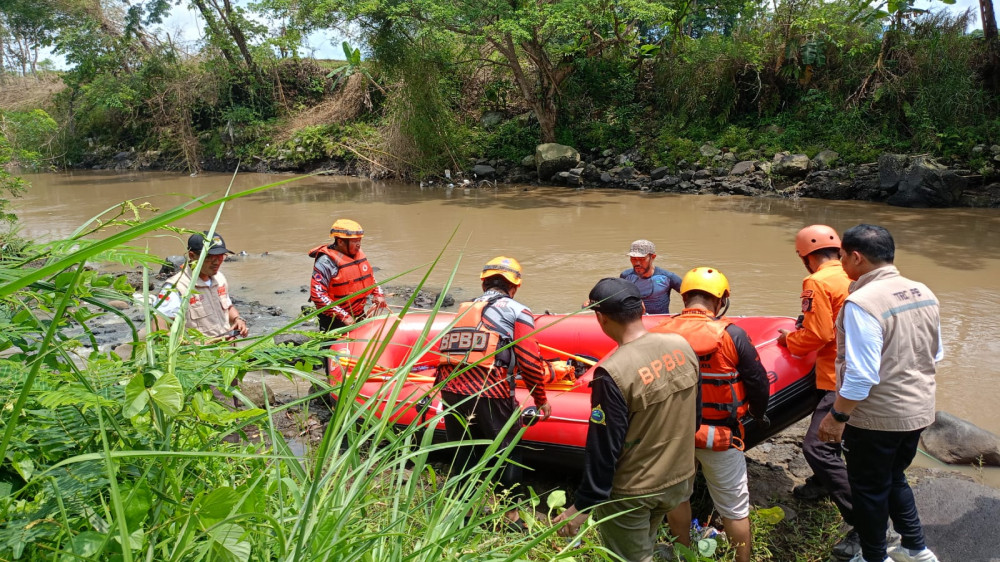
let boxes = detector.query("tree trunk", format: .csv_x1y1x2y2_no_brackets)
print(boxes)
491,34,560,143
982,0,999,90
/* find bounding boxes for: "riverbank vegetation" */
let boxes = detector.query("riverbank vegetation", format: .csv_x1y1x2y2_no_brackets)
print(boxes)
0,186,854,560
1,0,998,178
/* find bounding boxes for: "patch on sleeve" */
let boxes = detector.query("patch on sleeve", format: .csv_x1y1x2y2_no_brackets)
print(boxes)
800,289,814,299
801,297,813,312
590,405,607,425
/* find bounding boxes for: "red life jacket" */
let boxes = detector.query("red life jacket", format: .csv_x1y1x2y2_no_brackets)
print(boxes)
308,245,376,317
653,308,749,448
438,300,503,371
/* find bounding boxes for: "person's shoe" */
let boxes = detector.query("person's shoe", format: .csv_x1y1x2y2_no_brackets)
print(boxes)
793,476,829,501
847,553,890,562
832,529,862,561
886,526,901,548
887,546,939,562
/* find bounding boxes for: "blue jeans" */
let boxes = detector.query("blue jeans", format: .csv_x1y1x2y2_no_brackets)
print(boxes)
842,425,927,562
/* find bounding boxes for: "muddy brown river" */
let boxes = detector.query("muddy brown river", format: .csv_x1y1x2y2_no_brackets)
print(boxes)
13,171,1000,480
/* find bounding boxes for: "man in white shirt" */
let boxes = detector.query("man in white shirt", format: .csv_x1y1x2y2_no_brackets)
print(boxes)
818,224,943,562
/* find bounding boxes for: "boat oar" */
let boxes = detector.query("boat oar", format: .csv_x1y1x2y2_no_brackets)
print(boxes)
538,344,597,366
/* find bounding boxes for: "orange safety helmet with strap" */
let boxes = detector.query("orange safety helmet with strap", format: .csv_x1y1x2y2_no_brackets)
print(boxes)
330,218,365,239
795,224,841,258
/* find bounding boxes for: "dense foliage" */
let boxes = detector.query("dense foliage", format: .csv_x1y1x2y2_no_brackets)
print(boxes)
1,0,998,175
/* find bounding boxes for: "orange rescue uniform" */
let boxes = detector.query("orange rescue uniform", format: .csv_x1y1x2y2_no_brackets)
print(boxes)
784,260,851,390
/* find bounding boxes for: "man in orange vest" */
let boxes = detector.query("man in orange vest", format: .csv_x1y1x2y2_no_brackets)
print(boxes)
435,256,552,532
308,218,386,332
654,267,770,562
777,225,857,560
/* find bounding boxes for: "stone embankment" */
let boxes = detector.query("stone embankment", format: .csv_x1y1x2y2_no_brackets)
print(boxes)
76,140,1000,208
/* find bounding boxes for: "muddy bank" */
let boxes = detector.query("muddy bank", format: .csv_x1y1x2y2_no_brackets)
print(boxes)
74,143,1000,208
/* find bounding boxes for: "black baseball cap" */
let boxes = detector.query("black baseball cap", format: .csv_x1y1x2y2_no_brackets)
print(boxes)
588,277,643,314
187,231,234,255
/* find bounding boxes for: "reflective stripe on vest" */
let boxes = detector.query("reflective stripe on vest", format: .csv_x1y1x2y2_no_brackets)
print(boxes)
309,245,376,316
653,309,749,428
438,300,503,370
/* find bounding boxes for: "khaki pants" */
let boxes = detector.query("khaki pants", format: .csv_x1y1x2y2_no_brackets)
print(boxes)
594,476,695,562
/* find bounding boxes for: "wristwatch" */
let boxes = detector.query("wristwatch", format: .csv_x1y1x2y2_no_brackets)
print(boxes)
830,407,851,423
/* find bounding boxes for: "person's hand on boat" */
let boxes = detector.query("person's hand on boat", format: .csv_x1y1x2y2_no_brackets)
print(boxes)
536,402,552,421
553,504,588,537
341,314,355,326
776,328,791,347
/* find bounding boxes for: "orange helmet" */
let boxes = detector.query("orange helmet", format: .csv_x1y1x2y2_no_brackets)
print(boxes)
330,219,364,239
680,267,730,299
481,256,523,286
795,225,841,257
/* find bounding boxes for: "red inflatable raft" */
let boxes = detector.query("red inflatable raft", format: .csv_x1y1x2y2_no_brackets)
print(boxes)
328,313,817,465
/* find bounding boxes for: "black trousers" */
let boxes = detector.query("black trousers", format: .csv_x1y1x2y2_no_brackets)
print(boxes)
803,390,854,525
441,390,523,496
843,425,927,562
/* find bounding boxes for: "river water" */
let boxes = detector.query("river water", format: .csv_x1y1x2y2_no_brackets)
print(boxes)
13,170,1000,479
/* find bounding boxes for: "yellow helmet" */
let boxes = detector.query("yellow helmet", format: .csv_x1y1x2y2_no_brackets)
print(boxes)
330,219,364,239
481,256,523,286
680,267,730,299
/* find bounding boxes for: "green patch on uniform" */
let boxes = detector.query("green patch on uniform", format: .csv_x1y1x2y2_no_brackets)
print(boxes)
590,405,606,425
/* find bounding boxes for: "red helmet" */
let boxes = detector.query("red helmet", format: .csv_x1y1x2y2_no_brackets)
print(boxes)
795,225,841,257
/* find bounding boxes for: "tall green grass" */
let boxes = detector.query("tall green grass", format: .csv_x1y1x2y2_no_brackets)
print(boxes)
0,177,614,561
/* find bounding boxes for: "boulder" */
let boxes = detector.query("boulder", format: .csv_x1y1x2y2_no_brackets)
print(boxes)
479,111,505,128
535,143,581,181
772,154,812,177
239,380,277,408
520,155,536,168
650,166,670,181
600,172,613,183
920,411,1000,466
472,164,496,178
886,155,967,208
159,255,187,277
700,144,721,158
274,333,312,346
812,149,839,171
879,153,910,190
730,161,757,176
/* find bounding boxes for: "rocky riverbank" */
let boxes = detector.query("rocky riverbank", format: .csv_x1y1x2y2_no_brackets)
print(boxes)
75,141,1000,209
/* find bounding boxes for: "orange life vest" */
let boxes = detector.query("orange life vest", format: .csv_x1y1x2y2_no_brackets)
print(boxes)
438,300,504,370
654,309,749,446
308,245,376,317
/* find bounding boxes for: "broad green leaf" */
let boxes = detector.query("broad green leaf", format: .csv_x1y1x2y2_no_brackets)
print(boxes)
756,505,785,525
697,537,718,557
546,489,566,510
124,372,148,417
64,531,104,560
208,523,251,561
196,487,241,525
122,480,152,528
149,371,182,417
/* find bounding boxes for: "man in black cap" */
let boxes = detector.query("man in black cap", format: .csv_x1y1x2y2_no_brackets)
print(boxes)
155,231,248,339
553,278,700,561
